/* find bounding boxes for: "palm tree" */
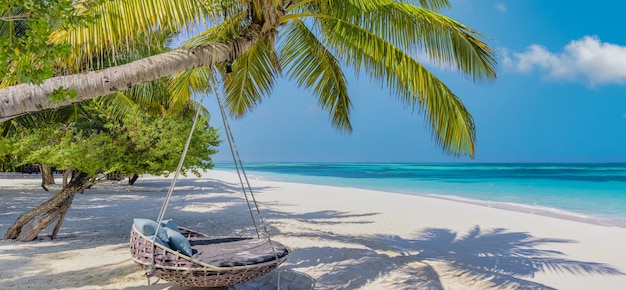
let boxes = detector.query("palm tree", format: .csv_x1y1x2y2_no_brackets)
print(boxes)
1,7,217,241
0,0,496,158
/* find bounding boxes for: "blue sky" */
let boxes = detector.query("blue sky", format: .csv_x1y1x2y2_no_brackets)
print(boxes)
204,0,626,163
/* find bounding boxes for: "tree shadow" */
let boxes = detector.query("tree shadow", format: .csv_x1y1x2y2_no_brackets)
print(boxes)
2,174,625,289
137,269,316,290
277,224,624,289
0,174,288,289
0,251,143,289
262,208,378,226
0,175,274,255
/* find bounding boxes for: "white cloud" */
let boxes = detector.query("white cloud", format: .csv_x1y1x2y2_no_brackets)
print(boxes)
495,3,507,12
502,36,626,86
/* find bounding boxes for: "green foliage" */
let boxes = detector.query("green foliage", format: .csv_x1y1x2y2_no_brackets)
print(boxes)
0,0,100,86
224,39,280,117
0,1,219,176
49,86,77,102
1,0,499,160
8,106,220,177
102,107,220,177
170,0,497,158
0,136,18,171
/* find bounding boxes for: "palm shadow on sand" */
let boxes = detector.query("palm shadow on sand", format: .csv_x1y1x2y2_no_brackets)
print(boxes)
262,208,624,289
1,176,624,289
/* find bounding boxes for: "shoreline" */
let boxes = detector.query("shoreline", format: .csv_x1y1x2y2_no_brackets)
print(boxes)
414,192,626,229
234,170,626,229
1,171,626,289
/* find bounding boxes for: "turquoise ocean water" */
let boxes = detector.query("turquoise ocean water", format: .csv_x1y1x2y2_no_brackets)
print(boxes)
214,162,626,227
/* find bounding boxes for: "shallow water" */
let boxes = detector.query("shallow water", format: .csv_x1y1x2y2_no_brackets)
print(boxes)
214,162,626,227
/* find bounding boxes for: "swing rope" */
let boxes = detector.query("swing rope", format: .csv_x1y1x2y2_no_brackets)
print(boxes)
214,88,282,265
215,91,260,236
145,89,282,287
215,89,270,238
147,93,206,281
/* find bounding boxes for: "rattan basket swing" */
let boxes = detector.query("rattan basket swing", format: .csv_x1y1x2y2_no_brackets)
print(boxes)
129,91,289,288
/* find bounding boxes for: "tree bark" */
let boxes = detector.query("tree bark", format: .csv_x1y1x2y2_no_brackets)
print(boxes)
18,193,75,241
3,171,88,241
50,195,72,239
41,164,55,185
128,174,139,185
0,24,263,122
62,167,72,187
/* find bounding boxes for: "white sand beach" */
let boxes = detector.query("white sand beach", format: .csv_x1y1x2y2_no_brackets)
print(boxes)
1,170,626,289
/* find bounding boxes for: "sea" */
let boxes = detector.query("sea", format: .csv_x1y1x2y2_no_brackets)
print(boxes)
213,162,626,228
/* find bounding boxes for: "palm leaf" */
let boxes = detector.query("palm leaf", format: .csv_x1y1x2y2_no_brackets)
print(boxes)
169,67,215,114
181,11,249,48
49,0,216,71
93,76,176,120
410,0,452,11
310,1,496,83
319,16,476,157
375,2,496,83
280,20,352,132
223,38,280,116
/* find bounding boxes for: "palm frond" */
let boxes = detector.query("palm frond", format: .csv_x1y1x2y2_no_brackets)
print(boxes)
319,16,475,157
310,1,496,84
49,0,216,71
280,20,352,132
181,11,249,48
223,38,280,117
169,67,215,114
415,0,451,11
94,77,177,119
93,92,137,120
380,3,496,83
170,11,247,115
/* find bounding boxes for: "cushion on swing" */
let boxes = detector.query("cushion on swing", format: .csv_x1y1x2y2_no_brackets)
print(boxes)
133,218,193,256
165,227,193,256
133,218,169,243
146,235,168,247
190,238,289,267
161,219,179,231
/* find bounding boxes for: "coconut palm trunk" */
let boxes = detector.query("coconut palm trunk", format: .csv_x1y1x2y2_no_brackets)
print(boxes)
2,0,497,159
0,24,265,122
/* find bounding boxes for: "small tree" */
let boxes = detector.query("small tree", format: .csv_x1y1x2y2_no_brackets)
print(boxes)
3,105,220,241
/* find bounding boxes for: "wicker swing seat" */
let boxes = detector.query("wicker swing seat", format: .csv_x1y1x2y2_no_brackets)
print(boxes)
129,225,290,287
129,90,290,287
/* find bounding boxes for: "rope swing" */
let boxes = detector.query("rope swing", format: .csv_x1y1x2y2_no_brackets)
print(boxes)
129,89,289,288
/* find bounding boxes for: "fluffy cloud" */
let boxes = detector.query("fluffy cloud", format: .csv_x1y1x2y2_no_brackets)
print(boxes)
502,36,626,86
495,3,507,12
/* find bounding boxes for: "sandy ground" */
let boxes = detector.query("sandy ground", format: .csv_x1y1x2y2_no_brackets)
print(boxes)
1,170,626,289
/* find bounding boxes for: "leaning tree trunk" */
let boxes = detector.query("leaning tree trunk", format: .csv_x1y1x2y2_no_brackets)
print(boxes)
17,192,75,241
0,23,265,122
3,171,89,241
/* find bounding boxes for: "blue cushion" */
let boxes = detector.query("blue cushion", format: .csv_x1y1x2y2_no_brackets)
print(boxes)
165,227,193,256
134,218,192,256
161,219,179,232
146,235,169,248
133,218,169,243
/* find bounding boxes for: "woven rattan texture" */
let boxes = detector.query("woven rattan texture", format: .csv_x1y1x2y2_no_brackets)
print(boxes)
129,227,285,287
